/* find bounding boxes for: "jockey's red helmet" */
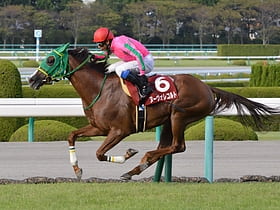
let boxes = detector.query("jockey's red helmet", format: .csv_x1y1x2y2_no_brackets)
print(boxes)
93,27,114,43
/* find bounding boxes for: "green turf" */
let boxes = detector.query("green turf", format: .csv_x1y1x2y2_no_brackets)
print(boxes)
256,131,280,140
0,182,279,210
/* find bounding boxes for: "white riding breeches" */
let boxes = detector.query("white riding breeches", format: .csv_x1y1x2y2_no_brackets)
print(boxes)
107,54,154,77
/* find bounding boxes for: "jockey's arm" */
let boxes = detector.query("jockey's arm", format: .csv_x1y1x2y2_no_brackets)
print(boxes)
124,43,145,75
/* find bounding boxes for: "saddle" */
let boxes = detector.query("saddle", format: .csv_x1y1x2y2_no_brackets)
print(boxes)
121,74,178,106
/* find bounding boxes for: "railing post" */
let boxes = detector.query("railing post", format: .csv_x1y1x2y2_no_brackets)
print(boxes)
28,117,34,142
153,157,164,182
204,116,214,183
164,154,172,182
155,126,161,142
153,126,173,182
153,126,163,182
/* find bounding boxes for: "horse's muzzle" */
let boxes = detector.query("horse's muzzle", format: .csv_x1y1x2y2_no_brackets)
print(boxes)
28,70,49,90
29,78,43,90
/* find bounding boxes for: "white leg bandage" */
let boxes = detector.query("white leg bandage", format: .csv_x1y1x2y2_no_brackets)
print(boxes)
107,156,125,164
69,146,78,166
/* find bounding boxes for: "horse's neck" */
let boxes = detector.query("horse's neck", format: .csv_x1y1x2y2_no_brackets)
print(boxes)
69,69,105,104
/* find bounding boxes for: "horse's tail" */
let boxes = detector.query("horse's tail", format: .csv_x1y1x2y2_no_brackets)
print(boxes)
210,87,279,129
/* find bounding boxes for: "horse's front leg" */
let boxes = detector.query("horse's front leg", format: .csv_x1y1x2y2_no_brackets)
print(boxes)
95,128,138,164
68,124,105,180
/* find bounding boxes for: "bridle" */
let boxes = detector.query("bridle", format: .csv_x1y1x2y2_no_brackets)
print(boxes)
37,47,92,81
36,43,108,110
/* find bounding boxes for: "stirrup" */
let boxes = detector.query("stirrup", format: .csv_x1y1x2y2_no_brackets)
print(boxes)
142,85,153,96
139,86,153,100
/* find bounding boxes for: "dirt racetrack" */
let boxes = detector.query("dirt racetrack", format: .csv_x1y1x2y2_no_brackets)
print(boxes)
1,141,279,184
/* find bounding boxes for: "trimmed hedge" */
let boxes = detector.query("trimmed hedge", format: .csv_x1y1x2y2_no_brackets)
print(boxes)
20,116,89,131
22,60,39,67
250,64,280,87
0,59,22,98
217,44,280,56
0,59,24,141
185,118,258,141
10,120,78,142
23,84,79,98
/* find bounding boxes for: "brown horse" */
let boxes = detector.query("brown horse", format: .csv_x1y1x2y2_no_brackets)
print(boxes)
29,43,278,180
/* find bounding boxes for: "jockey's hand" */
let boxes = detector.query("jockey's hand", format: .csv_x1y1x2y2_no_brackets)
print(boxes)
105,65,115,74
90,54,96,63
90,54,106,63
139,70,145,76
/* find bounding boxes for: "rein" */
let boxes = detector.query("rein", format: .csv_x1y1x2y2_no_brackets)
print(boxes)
65,55,91,78
67,54,108,111
83,74,108,111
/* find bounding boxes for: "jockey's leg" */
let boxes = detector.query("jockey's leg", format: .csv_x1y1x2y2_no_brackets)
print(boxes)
121,70,153,99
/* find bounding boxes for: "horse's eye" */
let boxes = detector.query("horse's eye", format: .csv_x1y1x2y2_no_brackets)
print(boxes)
46,56,55,66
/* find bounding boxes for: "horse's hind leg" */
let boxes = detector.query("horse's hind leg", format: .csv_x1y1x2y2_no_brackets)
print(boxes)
121,118,186,180
157,119,173,149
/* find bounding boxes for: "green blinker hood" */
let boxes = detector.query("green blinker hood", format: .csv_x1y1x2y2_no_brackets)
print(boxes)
39,43,70,79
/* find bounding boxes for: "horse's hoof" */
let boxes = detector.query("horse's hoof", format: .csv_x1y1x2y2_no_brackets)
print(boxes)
125,148,139,160
120,173,132,181
75,168,83,181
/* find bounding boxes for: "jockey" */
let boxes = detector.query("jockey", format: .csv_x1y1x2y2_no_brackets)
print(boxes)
92,27,153,99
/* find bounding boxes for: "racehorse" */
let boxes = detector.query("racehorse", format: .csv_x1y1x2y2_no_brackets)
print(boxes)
29,43,278,180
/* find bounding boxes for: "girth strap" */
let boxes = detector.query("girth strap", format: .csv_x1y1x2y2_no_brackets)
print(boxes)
136,105,146,132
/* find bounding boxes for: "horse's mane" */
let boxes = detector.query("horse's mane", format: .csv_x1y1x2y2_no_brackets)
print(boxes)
68,47,108,74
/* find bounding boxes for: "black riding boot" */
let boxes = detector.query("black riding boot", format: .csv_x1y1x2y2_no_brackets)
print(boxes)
125,71,153,99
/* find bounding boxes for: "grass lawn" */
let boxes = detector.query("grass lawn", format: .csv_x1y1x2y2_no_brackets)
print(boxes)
256,131,280,140
1,182,280,210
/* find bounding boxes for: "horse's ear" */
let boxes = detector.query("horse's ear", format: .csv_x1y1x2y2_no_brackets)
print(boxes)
56,43,70,54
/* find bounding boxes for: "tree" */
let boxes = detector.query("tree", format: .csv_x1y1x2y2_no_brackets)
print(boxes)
88,2,121,35
155,1,178,45
1,0,280,45
0,5,32,46
127,1,178,44
191,5,212,47
30,10,58,43
173,2,200,44
253,0,280,44
34,0,81,11
216,0,242,44
238,0,259,44
60,1,91,46
125,2,152,42
192,0,218,6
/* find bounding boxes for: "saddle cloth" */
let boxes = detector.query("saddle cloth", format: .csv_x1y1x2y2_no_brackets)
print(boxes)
121,75,178,106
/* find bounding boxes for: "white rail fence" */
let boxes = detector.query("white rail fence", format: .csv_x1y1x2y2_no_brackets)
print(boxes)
0,98,84,117
1,98,279,117
0,97,279,139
